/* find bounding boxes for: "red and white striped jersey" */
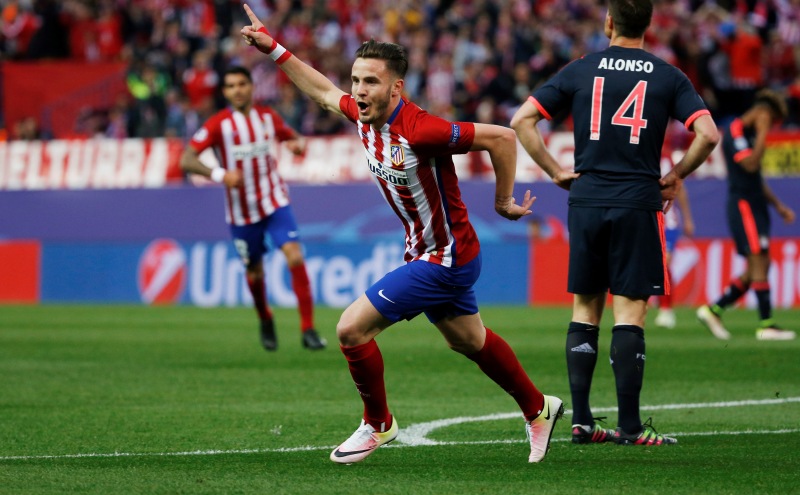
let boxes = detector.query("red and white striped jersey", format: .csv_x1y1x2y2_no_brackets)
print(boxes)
339,95,479,267
190,106,295,226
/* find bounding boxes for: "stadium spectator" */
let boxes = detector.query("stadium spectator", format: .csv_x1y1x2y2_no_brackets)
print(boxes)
182,49,219,110
180,65,326,352
127,59,171,138
696,89,796,341
511,0,719,446
241,4,563,465
11,116,41,140
1,0,39,59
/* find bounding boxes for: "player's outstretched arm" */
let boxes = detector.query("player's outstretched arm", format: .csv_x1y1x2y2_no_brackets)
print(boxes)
510,99,579,191
241,4,346,118
471,123,536,220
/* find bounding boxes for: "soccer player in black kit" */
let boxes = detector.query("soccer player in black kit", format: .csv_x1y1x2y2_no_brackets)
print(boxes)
697,90,796,341
511,0,719,446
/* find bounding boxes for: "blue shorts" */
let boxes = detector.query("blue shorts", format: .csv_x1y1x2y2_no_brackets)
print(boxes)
366,253,482,324
664,227,680,254
229,206,300,268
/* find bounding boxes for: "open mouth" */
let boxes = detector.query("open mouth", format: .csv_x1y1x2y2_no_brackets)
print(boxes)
357,101,369,111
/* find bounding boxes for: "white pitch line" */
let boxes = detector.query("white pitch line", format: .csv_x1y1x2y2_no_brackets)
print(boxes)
398,396,800,446
390,428,800,447
0,445,337,461
1,397,798,461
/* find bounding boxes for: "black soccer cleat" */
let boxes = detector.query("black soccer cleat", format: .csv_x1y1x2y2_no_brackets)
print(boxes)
260,319,277,351
572,417,615,444
302,328,327,350
613,418,677,446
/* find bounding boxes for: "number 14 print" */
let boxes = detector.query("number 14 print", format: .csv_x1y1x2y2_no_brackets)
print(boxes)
590,78,648,144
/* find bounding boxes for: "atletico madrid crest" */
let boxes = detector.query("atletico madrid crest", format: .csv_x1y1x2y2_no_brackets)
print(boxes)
390,145,405,166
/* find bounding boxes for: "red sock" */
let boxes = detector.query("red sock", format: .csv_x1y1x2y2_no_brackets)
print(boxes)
246,275,272,321
340,340,392,431
660,268,673,309
467,328,544,421
289,263,314,331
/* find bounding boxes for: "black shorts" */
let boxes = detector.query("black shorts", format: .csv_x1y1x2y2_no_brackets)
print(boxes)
727,197,770,256
568,206,668,297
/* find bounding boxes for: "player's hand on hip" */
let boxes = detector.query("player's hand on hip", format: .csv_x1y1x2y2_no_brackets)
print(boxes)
553,170,579,191
240,4,272,53
659,173,682,201
495,190,536,221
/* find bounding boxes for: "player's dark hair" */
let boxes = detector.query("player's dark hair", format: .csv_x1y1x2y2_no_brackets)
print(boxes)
608,0,652,38
354,40,408,78
754,89,788,120
223,66,252,83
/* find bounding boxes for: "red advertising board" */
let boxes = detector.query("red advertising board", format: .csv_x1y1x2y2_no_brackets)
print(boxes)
529,237,800,309
0,240,40,303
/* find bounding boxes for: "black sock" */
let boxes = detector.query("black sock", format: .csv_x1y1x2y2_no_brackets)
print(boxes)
714,279,750,312
610,325,645,435
566,322,600,426
753,282,772,324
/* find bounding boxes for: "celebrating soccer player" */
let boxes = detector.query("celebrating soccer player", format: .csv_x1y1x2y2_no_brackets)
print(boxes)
240,4,563,464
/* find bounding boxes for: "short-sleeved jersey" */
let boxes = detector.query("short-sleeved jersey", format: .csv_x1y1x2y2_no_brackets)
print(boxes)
532,46,710,210
339,95,477,267
190,106,295,226
721,118,765,202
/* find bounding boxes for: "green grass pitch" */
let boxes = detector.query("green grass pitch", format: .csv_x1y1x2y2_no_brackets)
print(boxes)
1,305,798,494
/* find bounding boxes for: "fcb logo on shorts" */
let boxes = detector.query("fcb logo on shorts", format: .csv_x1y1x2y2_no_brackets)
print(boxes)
390,145,405,166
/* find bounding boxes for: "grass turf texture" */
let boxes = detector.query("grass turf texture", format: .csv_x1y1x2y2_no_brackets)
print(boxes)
0,305,798,494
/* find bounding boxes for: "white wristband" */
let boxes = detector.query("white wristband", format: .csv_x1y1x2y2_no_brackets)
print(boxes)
269,43,287,61
210,167,226,183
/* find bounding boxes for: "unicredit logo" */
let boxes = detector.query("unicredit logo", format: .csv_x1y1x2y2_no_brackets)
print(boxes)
138,239,187,305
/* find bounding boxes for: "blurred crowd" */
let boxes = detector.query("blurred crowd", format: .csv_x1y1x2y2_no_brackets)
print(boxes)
2,0,800,141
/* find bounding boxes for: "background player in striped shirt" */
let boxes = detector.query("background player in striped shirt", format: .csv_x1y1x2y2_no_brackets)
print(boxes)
180,66,326,352
241,4,564,465
511,0,719,447
696,90,796,341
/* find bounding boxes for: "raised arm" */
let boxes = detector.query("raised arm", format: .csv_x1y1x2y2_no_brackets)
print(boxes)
240,4,346,118
471,123,535,220
510,99,579,191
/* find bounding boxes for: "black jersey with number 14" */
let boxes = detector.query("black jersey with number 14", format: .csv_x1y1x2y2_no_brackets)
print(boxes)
532,46,710,210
